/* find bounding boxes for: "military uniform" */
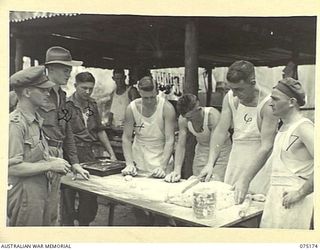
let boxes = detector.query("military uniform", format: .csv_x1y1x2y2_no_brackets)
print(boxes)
39,46,83,225
8,109,51,226
61,93,105,225
37,87,80,225
7,66,55,226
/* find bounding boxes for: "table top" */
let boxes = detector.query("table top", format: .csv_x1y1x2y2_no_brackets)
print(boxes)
61,174,264,227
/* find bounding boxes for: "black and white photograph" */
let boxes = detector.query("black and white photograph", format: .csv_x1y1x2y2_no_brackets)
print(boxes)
1,0,319,244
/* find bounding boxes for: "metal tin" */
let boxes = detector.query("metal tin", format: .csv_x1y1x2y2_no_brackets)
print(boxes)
193,189,216,219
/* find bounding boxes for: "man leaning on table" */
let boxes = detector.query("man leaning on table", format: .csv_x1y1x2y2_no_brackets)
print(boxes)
8,66,72,226
62,71,117,226
121,75,176,225
122,75,176,178
198,60,279,204
165,93,232,183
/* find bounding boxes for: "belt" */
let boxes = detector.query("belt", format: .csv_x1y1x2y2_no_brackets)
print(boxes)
76,141,94,147
45,136,63,148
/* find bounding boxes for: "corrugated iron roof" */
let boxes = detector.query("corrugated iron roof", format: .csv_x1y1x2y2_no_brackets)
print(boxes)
10,11,78,23
10,13,316,68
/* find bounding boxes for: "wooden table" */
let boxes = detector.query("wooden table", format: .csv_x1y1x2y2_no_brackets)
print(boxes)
60,174,264,227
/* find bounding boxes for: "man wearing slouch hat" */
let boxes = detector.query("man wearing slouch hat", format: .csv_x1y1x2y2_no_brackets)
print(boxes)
37,46,90,225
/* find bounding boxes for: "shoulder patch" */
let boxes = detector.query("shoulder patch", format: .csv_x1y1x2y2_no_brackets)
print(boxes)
9,111,22,123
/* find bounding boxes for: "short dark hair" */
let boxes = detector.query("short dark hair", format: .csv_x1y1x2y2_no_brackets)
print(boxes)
138,76,157,91
227,60,255,83
173,76,180,82
75,72,95,83
177,94,198,116
113,68,125,76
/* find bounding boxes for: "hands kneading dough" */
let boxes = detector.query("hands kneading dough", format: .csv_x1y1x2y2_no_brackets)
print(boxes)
121,164,137,176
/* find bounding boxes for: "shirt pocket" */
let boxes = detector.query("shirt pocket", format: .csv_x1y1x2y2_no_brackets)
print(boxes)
69,110,85,134
24,136,46,162
39,107,59,128
58,107,73,132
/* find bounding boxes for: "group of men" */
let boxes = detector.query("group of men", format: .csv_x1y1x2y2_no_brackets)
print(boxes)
8,46,116,226
8,45,314,229
120,60,314,229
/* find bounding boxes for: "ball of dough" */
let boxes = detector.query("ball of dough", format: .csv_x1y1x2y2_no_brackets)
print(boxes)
124,175,133,182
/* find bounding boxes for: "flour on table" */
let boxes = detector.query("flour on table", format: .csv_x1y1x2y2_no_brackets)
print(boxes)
166,181,236,210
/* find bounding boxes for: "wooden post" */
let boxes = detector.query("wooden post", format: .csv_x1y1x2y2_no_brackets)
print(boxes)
184,20,198,95
15,38,23,72
181,19,199,179
206,68,212,106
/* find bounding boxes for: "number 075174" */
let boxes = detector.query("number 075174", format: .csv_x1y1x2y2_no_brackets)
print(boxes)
300,244,318,248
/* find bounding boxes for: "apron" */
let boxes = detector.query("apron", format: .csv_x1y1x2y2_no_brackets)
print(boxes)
260,118,313,229
110,87,131,127
224,90,272,194
131,96,172,174
188,107,231,181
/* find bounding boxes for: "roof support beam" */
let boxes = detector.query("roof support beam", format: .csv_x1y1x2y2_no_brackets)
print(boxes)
181,19,199,179
184,19,198,95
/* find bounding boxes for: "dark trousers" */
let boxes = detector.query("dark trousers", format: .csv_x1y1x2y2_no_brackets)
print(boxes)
61,145,98,226
62,188,98,226
7,175,50,226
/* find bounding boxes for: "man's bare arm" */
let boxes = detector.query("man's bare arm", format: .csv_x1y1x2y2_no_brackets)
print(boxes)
173,116,188,174
97,130,117,160
122,105,135,167
165,116,187,182
206,95,232,166
160,101,176,168
198,95,232,180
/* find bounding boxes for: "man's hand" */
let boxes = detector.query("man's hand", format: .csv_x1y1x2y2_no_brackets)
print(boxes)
110,154,117,161
198,164,214,182
105,121,112,127
164,171,181,183
72,163,90,180
151,167,166,179
121,164,137,176
282,190,303,209
232,178,250,205
48,157,72,175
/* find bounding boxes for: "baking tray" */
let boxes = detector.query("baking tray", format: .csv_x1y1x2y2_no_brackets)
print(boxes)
81,159,126,177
